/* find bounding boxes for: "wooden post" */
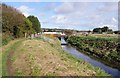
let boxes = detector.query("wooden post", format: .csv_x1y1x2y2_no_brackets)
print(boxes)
25,33,27,38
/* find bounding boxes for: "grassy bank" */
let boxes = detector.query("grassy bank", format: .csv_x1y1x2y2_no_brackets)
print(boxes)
0,50,2,77
2,39,24,76
2,36,109,76
67,36,120,70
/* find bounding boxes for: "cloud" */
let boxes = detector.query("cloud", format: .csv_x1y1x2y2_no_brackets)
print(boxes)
46,15,70,24
16,2,118,30
17,5,34,17
112,17,117,22
55,3,74,14
51,15,67,23
97,2,118,14
41,2,117,30
0,0,40,2
61,0,119,2
42,3,57,11
55,2,88,14
52,2,90,25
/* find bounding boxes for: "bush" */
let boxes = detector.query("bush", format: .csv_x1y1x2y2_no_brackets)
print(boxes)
2,33,13,45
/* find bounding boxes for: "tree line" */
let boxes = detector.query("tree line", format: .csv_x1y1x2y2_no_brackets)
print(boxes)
2,3,41,45
93,26,120,34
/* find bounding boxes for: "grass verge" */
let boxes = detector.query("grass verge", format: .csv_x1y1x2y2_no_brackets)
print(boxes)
2,39,24,76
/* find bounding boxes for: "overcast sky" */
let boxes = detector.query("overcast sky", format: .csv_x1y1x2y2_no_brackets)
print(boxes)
2,0,119,30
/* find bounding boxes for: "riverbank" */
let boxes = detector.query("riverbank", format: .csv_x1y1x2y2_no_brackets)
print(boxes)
1,36,108,76
67,36,120,70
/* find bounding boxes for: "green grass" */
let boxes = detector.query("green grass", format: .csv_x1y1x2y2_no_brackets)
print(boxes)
95,68,108,76
15,68,24,76
60,50,108,76
45,72,55,76
0,51,2,77
2,39,24,76
27,53,41,76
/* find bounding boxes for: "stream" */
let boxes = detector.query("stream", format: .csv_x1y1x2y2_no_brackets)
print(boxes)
61,37,120,77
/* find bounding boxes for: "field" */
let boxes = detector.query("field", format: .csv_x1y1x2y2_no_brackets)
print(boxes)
1,36,108,76
89,34,119,38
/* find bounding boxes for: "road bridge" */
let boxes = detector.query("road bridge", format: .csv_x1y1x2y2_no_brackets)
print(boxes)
42,31,69,43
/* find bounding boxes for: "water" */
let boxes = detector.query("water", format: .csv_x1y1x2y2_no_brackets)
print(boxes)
61,37,120,76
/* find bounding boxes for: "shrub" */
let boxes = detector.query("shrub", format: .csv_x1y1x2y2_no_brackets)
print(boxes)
2,33,13,45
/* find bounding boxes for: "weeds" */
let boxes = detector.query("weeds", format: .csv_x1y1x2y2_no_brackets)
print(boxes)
27,53,41,76
15,68,24,76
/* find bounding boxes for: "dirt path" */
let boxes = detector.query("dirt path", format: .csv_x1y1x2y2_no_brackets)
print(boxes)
2,39,23,76
6,51,14,76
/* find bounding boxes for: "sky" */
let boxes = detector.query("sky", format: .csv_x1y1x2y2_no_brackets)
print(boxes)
1,0,119,31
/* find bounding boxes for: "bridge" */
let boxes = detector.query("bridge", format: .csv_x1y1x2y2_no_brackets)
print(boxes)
42,31,68,45
61,37,67,45
42,28,90,37
42,31,68,37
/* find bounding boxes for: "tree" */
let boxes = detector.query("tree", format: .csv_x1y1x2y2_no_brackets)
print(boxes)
114,31,120,34
2,3,26,37
101,26,109,32
27,16,41,33
2,3,36,45
93,28,102,34
23,18,34,37
93,26,112,34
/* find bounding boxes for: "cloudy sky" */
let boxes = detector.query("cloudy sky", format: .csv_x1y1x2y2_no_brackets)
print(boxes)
2,0,119,30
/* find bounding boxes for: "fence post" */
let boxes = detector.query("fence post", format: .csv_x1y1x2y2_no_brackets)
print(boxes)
25,33,27,38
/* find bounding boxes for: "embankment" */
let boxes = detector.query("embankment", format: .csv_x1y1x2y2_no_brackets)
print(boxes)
2,36,108,76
